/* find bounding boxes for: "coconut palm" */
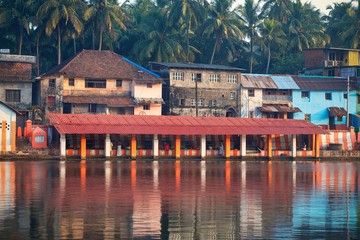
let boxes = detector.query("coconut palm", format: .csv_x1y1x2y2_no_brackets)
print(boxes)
262,0,292,23
168,0,206,62
201,0,244,65
84,0,128,50
258,18,286,74
235,0,265,73
37,0,86,64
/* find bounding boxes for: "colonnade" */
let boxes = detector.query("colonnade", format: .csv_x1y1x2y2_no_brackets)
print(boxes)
59,133,321,159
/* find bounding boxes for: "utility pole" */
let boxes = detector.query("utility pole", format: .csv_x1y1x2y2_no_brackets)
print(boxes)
346,76,350,129
195,76,198,117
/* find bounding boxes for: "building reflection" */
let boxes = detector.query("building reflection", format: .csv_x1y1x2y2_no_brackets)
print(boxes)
0,160,358,239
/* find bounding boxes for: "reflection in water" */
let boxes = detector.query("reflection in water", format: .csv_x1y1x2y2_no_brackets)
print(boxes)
0,160,359,239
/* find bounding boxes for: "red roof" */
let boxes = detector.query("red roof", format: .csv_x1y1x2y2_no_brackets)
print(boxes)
47,113,327,135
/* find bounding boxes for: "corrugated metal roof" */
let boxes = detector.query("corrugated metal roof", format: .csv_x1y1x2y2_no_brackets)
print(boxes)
258,105,301,113
149,62,244,71
241,74,278,89
292,75,351,90
328,107,347,117
271,75,300,89
47,113,327,135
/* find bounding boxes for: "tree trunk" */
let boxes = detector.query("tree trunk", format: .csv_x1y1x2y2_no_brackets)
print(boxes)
186,19,190,62
18,28,23,55
57,26,61,65
99,28,103,50
266,43,271,74
249,29,253,73
210,34,220,65
36,37,40,76
73,37,77,55
92,22,95,50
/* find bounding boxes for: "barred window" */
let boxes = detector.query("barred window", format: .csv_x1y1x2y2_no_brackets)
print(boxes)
191,73,202,82
190,98,196,106
173,72,184,81
227,75,237,83
198,98,204,106
230,92,235,99
85,79,106,88
5,90,20,102
210,74,220,83
210,100,216,106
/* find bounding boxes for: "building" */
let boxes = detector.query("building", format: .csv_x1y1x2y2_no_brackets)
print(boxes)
37,50,163,116
292,76,357,130
0,101,20,152
302,47,360,78
0,52,36,126
149,62,243,117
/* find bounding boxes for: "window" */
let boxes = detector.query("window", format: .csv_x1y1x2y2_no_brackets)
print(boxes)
5,90,20,102
329,52,336,61
248,89,255,97
89,104,97,113
35,136,45,143
68,78,74,86
147,83,152,88
143,105,150,110
227,75,237,83
210,74,220,83
198,98,204,106
191,73,202,82
301,91,309,98
328,69,335,76
344,93,348,99
173,72,184,80
116,79,122,87
49,79,56,88
210,100,217,107
85,79,106,88
325,93,332,100
190,98,196,106
304,114,311,121
180,99,185,106
230,92,235,99
337,116,343,121
47,96,55,108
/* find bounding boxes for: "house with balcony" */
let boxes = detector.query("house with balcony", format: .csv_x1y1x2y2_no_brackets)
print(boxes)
149,62,243,117
37,50,163,116
292,76,357,130
302,47,360,78
241,74,301,119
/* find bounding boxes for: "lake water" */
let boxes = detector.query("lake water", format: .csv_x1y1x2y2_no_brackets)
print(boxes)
0,160,359,240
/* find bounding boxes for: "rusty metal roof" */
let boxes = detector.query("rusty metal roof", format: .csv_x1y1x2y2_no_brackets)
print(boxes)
241,74,278,89
258,105,302,113
328,107,347,117
47,113,327,135
134,98,164,105
292,75,351,90
63,96,136,107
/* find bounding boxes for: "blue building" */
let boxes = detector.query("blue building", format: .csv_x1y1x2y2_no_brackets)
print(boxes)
292,76,356,130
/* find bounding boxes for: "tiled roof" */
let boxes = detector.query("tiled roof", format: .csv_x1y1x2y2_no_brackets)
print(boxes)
43,50,161,82
47,113,327,135
63,96,136,107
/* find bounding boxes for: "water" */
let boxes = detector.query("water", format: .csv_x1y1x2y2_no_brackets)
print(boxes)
0,160,359,240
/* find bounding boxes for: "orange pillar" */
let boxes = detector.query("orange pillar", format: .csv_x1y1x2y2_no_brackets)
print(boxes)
225,134,231,158
1,121,6,152
80,134,86,159
267,134,273,159
311,134,315,156
315,134,320,158
17,126,22,137
131,134,137,159
175,135,181,159
25,119,32,137
11,121,16,151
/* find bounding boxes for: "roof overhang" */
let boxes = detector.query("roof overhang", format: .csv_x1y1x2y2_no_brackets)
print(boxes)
258,105,302,113
63,96,136,107
47,113,327,135
328,107,347,117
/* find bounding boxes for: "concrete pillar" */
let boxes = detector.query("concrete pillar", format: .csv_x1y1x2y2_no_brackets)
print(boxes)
267,134,273,159
105,134,111,158
80,134,86,160
225,135,231,158
153,134,159,159
131,134,137,159
60,134,66,157
315,134,320,158
291,134,297,158
200,135,206,159
241,135,246,157
11,121,16,151
1,121,6,151
175,135,181,159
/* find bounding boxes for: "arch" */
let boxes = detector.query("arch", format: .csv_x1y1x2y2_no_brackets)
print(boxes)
226,108,237,117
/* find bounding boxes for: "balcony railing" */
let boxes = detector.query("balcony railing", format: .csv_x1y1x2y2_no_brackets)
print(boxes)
262,95,292,101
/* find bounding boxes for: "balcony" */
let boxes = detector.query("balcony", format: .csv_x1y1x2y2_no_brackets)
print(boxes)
262,95,292,101
323,60,342,67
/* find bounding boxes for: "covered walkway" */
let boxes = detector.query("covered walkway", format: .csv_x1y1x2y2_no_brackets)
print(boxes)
47,113,327,160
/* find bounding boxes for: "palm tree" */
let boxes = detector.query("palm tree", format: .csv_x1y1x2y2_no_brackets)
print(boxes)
84,0,128,50
258,18,286,74
168,0,206,62
235,0,264,73
0,0,33,55
201,0,243,64
262,0,292,23
37,0,86,64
